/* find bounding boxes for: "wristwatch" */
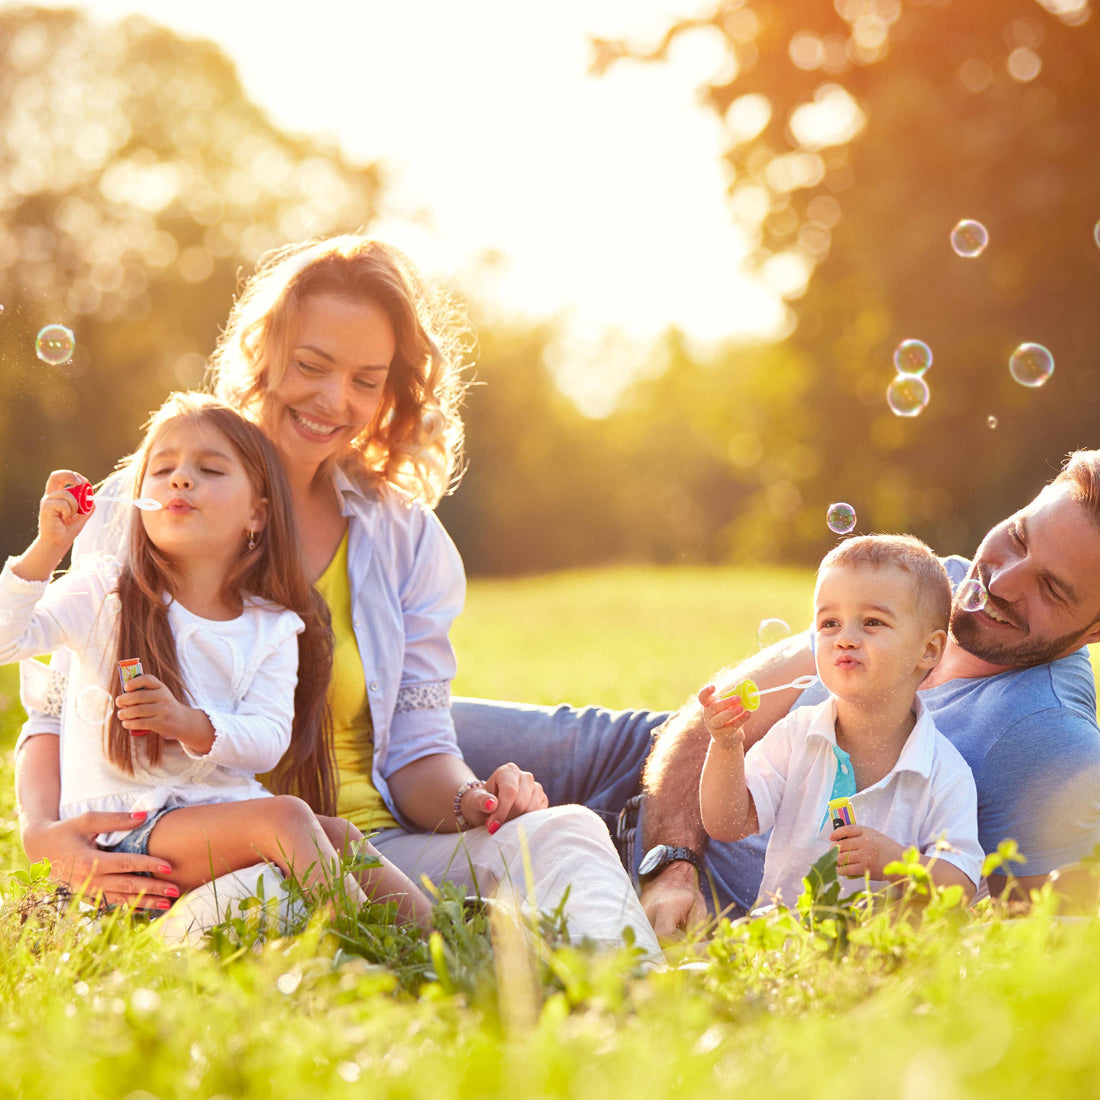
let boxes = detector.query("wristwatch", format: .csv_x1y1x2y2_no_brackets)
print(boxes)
638,844,701,882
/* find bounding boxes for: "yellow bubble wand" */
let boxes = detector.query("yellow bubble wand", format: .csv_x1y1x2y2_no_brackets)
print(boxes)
719,674,818,711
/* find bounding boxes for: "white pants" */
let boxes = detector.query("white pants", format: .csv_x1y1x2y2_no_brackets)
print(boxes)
160,805,662,963
374,805,662,959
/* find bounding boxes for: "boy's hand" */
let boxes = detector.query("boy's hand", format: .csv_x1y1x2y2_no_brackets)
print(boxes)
698,684,751,746
115,674,215,753
831,824,904,880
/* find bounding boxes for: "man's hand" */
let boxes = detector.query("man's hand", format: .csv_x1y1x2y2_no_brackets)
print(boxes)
641,860,708,940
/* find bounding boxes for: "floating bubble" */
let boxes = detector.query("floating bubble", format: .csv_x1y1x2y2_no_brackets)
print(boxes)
1009,343,1054,388
987,415,998,429
886,373,930,417
758,618,792,649
36,323,75,366
957,578,988,613
950,219,989,258
76,684,113,725
893,339,932,376
1095,220,1100,249
826,502,857,535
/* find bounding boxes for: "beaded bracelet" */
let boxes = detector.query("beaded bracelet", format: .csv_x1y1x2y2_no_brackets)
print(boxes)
453,779,485,831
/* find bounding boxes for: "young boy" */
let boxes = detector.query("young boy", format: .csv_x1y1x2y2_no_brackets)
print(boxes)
699,534,983,907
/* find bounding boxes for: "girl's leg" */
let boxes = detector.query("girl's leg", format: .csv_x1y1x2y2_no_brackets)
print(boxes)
147,797,367,905
317,816,433,929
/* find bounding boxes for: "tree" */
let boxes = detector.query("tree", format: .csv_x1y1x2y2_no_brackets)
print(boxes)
0,7,382,558
597,0,1100,558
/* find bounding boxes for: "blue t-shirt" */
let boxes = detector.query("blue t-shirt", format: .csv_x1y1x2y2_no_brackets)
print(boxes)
701,555,1100,913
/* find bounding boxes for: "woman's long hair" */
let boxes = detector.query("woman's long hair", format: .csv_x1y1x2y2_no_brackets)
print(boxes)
206,234,471,508
109,392,337,815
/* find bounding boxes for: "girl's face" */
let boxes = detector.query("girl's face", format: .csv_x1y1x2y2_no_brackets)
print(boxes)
263,292,395,475
139,419,266,566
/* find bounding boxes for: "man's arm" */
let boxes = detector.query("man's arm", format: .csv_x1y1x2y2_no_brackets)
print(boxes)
639,632,817,937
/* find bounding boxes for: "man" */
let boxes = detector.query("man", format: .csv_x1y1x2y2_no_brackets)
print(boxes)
633,450,1100,933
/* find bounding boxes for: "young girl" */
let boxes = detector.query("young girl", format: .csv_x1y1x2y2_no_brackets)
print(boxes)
0,392,431,926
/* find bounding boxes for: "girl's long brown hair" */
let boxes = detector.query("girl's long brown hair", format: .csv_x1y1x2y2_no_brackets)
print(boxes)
109,392,337,815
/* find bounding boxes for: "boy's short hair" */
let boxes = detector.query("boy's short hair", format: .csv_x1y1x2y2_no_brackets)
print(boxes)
819,534,951,632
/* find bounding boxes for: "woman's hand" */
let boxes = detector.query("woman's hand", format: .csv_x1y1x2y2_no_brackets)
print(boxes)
21,811,179,910
460,762,548,834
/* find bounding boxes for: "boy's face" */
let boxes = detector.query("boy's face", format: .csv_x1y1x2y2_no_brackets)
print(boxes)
813,563,945,708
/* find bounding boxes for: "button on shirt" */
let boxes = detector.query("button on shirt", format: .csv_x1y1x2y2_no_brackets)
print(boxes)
745,694,983,907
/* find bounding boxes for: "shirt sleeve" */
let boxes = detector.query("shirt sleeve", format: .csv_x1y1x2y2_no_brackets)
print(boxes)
743,712,799,835
917,755,984,887
382,505,467,775
975,706,1100,877
182,611,303,775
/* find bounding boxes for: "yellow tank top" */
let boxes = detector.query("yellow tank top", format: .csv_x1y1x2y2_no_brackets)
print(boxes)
315,531,399,834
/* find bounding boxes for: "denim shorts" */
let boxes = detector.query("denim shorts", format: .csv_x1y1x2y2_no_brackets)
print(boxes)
101,806,178,860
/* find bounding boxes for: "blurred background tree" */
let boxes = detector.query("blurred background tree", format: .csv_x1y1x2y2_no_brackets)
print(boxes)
593,0,1100,563
3,2,1099,575
0,6,381,551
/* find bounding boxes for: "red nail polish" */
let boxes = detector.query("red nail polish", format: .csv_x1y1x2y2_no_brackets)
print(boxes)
164,886,180,898
157,900,172,910
157,865,171,874
484,798,497,812
131,811,148,821
487,821,500,836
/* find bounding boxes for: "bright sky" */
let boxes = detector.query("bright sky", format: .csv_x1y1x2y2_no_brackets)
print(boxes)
15,0,789,410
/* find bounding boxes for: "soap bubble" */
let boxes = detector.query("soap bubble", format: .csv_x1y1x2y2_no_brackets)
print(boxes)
956,578,988,613
1009,343,1054,388
758,618,791,649
76,685,113,725
893,339,932,376
987,415,998,429
887,373,930,417
1095,220,1100,249
826,502,857,535
950,219,989,257
36,324,75,366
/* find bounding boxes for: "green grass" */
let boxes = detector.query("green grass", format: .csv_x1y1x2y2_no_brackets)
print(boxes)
4,564,1100,1100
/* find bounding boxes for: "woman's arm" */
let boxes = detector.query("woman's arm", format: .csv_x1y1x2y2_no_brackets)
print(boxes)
386,753,547,833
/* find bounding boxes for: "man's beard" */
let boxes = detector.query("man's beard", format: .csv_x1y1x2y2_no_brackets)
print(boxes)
949,597,1087,669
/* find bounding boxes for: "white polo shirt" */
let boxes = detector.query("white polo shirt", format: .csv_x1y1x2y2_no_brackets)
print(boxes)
745,694,983,907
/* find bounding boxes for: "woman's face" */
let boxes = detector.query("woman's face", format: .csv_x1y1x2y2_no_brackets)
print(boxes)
264,292,395,473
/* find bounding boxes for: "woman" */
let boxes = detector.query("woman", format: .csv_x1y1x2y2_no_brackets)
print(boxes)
15,236,662,960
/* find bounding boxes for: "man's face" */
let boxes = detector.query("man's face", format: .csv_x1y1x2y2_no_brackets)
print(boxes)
951,483,1100,669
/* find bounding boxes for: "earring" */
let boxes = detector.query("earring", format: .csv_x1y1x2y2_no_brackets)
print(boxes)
247,528,256,551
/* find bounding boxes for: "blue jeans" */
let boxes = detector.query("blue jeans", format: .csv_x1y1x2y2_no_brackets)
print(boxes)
451,697,767,917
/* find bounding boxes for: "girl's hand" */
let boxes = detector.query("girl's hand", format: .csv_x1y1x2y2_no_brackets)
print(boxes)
697,684,751,746
831,824,904,879
460,763,548,835
12,471,96,582
39,470,94,551
115,674,215,754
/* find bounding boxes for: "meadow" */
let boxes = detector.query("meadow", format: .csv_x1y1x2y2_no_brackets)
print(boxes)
3,565,1100,1100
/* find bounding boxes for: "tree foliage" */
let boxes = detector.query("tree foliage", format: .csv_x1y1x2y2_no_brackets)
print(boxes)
0,7,382,553
597,0,1100,558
